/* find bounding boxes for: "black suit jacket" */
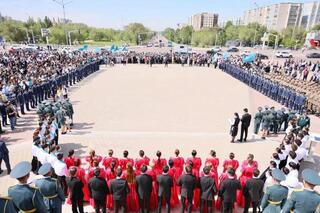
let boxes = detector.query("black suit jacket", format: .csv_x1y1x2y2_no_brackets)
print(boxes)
0,141,9,158
219,178,241,203
241,113,252,127
157,174,173,197
110,178,130,201
135,173,153,199
177,173,196,199
243,178,264,202
67,176,84,200
88,176,109,200
199,176,217,201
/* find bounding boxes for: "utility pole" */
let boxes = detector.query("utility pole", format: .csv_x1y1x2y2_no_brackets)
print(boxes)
52,0,72,45
253,2,260,47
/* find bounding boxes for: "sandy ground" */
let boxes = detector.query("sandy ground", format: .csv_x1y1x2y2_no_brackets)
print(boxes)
0,64,319,212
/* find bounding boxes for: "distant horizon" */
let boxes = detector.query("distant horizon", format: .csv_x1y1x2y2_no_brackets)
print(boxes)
0,0,314,31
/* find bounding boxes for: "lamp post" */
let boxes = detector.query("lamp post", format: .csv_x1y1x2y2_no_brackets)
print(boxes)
253,2,260,47
52,0,72,45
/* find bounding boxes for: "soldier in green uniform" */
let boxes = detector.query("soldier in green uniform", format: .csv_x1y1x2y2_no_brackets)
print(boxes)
261,106,271,139
282,168,320,213
8,161,48,213
261,168,288,213
254,107,263,134
0,196,17,213
35,163,65,213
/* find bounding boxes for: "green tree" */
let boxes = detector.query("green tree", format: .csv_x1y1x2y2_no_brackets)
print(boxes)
163,28,175,41
178,26,193,44
43,16,53,28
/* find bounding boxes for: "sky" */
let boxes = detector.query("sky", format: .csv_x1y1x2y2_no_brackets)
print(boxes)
0,0,314,31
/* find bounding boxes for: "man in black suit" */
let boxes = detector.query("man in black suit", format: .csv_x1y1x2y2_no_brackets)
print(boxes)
157,165,173,213
88,168,109,213
177,165,196,213
67,167,84,213
219,168,241,213
110,168,130,213
243,169,264,213
238,108,252,142
199,166,217,213
0,140,11,175
136,165,153,213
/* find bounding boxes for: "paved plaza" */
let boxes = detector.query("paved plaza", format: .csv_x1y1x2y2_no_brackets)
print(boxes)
1,64,320,212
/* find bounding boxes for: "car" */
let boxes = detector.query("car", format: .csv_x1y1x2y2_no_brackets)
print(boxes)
227,47,239,52
146,43,153,47
167,41,173,48
306,52,320,58
256,53,269,60
212,46,222,52
241,50,251,56
275,50,293,58
154,43,159,47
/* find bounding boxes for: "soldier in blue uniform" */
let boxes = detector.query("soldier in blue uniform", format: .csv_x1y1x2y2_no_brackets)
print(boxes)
8,161,48,213
261,168,288,213
254,107,263,134
282,168,320,213
35,163,65,213
0,196,17,213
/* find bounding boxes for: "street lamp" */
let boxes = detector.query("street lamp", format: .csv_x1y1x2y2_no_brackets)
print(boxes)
253,2,260,47
52,0,72,45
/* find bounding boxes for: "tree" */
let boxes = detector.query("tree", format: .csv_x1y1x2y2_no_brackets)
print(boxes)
178,26,193,45
43,16,53,28
123,23,152,44
163,28,175,41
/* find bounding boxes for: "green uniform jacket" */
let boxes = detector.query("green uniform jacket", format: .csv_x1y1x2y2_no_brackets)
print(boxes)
282,189,320,213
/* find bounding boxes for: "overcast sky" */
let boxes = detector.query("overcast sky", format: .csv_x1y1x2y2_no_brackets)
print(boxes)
0,0,313,30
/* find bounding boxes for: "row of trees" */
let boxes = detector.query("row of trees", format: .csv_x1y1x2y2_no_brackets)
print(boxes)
0,16,153,45
163,21,319,48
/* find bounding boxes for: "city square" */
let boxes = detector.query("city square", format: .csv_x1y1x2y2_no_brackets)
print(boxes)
1,0,320,213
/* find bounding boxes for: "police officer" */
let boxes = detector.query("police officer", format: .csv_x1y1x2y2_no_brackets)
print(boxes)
35,163,65,213
260,168,288,213
282,168,320,213
8,161,48,213
254,107,263,134
0,195,16,213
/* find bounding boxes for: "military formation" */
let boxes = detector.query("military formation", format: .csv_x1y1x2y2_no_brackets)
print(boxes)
220,63,307,114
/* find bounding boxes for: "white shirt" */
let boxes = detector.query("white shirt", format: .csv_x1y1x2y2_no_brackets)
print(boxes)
31,145,40,157
37,149,49,164
53,160,68,177
47,153,58,166
288,169,299,179
286,156,299,168
296,147,308,161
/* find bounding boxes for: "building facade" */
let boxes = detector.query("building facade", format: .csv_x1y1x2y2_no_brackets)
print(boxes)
299,1,320,30
243,2,310,31
189,12,218,30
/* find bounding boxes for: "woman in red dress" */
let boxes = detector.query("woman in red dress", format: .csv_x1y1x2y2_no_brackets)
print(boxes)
186,150,202,210
119,150,134,170
105,160,117,211
167,159,180,208
123,163,139,212
169,149,184,178
85,150,102,168
64,149,81,169
205,150,219,175
152,151,167,176
147,162,158,211
222,152,239,173
237,154,258,207
102,149,119,170
135,150,150,173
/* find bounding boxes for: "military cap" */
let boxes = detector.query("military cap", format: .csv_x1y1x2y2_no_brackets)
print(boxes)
10,161,31,179
302,169,320,186
38,163,52,176
271,168,286,181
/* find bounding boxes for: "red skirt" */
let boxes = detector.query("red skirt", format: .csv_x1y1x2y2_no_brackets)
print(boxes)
192,188,200,210
170,182,180,208
106,180,114,210
126,183,139,212
149,182,158,211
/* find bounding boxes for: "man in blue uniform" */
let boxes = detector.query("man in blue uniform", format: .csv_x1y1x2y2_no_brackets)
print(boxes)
260,168,288,213
0,196,17,213
8,161,48,212
282,168,320,213
35,163,65,213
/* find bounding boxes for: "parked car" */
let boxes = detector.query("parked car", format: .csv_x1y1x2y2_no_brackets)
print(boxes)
275,50,293,58
306,52,320,58
147,43,153,47
241,50,251,56
212,46,222,52
256,53,269,60
227,47,239,52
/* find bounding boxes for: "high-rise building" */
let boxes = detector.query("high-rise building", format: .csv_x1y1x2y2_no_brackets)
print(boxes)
243,2,303,31
189,12,218,30
299,1,320,30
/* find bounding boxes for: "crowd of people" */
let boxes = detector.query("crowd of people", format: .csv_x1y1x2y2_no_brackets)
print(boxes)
3,130,319,213
0,48,103,134
219,56,320,116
